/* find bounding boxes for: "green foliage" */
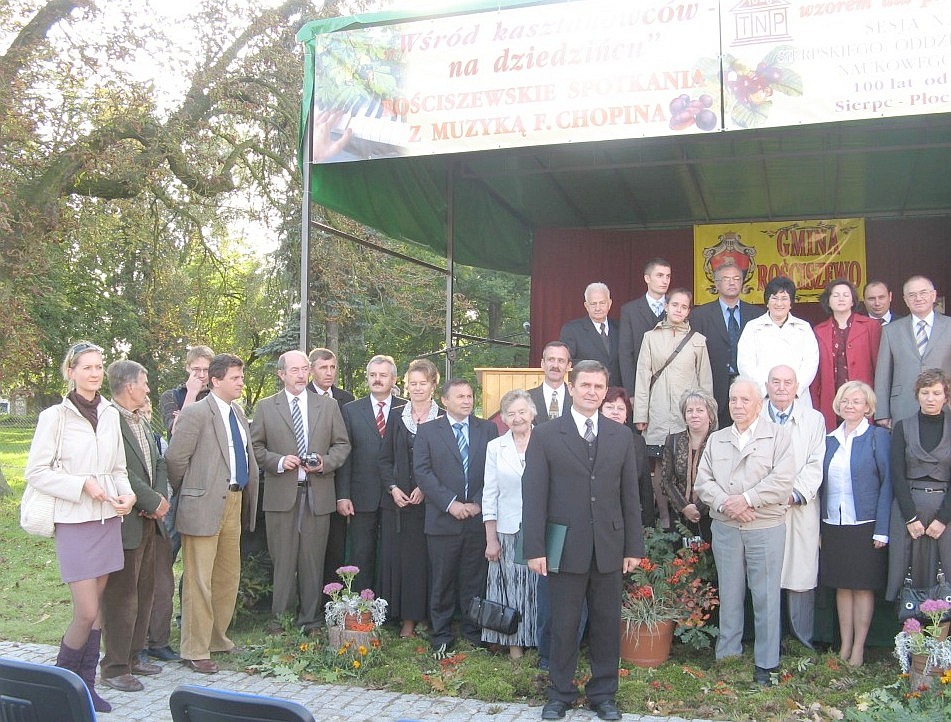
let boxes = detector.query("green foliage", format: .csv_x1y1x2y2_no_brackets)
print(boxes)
847,679,951,721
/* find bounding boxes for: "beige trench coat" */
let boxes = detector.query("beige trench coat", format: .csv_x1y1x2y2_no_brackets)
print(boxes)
633,322,714,446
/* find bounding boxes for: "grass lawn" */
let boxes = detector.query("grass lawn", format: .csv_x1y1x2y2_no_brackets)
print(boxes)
1,424,945,720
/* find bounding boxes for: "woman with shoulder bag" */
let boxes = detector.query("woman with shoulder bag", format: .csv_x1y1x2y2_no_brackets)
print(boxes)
24,341,136,712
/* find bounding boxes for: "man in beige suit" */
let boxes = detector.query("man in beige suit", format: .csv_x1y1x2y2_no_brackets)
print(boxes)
166,353,259,675
251,350,351,632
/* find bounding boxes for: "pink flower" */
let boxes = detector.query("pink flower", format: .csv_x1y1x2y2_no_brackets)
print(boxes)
323,582,344,595
336,565,360,575
360,589,375,601
902,617,923,633
919,599,951,614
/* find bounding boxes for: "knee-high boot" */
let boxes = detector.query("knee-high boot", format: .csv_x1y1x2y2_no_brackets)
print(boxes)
79,630,112,713
56,637,110,712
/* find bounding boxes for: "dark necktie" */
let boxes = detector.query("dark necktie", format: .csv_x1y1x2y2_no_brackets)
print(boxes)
600,322,609,352
376,400,386,437
229,407,249,489
777,412,788,425
727,306,741,374
291,396,307,458
584,418,595,443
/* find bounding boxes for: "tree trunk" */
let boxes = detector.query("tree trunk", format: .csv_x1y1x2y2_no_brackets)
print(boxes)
0,463,12,497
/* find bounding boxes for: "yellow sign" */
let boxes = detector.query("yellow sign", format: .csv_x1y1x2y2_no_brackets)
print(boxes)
693,219,866,304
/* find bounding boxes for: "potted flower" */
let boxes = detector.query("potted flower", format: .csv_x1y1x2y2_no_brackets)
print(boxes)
894,598,951,690
323,565,388,631
620,525,719,666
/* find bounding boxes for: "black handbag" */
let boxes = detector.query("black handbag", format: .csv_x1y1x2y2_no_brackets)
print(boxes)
898,546,951,622
465,596,520,636
465,558,521,636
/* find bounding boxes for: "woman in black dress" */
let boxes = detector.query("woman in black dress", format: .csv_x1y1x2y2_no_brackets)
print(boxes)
379,358,442,638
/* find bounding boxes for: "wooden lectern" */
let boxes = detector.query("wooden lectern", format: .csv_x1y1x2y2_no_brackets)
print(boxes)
474,367,544,418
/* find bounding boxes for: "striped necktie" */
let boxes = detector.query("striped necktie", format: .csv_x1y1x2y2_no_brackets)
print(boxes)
376,400,386,436
291,396,307,458
916,319,929,355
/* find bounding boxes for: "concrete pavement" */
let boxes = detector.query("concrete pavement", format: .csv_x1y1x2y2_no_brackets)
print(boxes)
0,640,715,722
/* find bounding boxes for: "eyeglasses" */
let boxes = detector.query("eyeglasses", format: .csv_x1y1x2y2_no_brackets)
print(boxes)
904,290,934,300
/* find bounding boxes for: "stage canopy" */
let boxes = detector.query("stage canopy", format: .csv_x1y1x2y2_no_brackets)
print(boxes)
297,0,951,276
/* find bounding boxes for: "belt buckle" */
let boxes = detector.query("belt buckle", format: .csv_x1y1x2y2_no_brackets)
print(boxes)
228,483,241,492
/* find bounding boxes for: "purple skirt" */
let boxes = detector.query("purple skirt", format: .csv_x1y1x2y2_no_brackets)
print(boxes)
55,517,124,583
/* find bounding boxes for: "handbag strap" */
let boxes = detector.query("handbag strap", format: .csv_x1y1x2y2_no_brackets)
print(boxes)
649,330,696,393
904,535,946,586
52,405,66,467
496,551,513,608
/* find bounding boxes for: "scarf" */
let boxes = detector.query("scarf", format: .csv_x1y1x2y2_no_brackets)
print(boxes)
68,390,101,431
401,400,440,435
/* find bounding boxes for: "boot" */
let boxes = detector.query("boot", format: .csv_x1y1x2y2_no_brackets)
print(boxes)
57,637,111,712
79,630,112,713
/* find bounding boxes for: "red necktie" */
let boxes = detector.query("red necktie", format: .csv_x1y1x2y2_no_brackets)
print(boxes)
376,400,386,436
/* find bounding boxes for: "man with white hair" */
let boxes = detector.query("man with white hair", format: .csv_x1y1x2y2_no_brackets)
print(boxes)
695,377,794,686
559,282,622,387
761,365,825,649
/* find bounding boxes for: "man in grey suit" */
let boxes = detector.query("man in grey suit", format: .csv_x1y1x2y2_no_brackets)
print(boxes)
415,378,498,656
695,378,794,686
101,361,171,692
250,350,351,631
559,282,622,388
618,258,671,394
690,261,765,429
337,355,405,593
166,353,260,675
523,360,644,721
875,275,951,427
528,341,571,422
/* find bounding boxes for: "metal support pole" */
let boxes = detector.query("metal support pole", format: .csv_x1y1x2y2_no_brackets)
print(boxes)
445,162,456,380
300,100,314,353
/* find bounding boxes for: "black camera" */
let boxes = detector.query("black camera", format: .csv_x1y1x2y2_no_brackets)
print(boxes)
301,452,321,471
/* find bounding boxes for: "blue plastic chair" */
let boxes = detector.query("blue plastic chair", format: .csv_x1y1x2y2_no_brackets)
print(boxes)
169,684,315,722
0,656,96,722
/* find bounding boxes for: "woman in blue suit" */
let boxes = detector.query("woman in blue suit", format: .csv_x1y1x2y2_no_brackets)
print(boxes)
819,380,891,667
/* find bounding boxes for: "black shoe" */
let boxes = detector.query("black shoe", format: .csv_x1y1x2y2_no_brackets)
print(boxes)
754,665,777,685
589,699,622,721
541,700,569,720
146,645,180,661
432,642,453,660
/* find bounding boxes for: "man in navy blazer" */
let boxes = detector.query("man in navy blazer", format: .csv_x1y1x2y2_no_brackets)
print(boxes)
559,282,622,388
414,378,498,655
690,261,765,430
618,258,671,394
523,360,644,721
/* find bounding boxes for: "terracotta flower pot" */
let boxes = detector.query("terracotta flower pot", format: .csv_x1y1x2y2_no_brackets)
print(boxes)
344,612,373,631
909,652,946,692
619,619,675,667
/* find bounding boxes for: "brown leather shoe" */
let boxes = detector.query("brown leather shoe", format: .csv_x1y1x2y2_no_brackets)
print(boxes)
130,659,162,675
101,673,144,692
181,658,219,674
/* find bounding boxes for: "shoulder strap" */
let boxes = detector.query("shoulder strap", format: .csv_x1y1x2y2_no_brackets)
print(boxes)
649,330,696,392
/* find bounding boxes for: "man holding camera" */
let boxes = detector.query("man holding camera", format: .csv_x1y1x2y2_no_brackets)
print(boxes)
251,350,351,630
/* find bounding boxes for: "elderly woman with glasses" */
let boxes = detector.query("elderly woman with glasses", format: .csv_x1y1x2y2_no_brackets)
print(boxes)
738,276,819,409
24,341,136,711
482,388,539,659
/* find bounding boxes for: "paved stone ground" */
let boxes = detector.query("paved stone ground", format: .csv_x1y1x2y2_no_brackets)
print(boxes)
0,640,715,722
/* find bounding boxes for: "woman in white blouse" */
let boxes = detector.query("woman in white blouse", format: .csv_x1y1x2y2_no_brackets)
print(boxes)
818,381,892,667
482,389,538,658
737,276,819,408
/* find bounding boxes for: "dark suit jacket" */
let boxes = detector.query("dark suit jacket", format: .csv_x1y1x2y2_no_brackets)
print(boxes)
414,414,498,535
559,317,621,388
379,408,445,509
117,414,168,549
306,382,354,409
689,299,765,428
337,395,407,512
522,413,644,574
875,312,951,422
250,390,351,514
618,295,666,394
528,383,570,423
166,393,260,535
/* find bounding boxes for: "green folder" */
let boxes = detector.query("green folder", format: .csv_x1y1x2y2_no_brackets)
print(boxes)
514,522,567,572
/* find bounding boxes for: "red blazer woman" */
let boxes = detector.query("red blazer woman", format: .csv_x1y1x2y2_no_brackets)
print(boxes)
810,313,882,431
